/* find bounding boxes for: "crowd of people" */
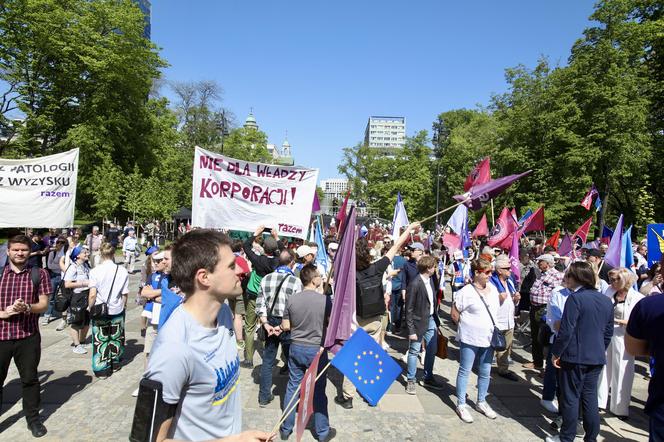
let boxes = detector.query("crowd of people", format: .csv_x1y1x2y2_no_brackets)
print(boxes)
0,217,663,442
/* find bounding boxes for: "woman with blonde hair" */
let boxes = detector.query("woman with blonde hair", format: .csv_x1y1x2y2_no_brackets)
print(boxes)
598,268,645,418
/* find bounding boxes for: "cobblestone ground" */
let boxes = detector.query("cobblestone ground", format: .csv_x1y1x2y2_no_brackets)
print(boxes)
0,263,652,441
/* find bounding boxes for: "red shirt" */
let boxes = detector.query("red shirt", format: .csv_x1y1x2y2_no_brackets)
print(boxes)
0,265,52,340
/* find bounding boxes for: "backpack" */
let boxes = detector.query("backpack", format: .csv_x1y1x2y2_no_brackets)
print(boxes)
356,267,386,319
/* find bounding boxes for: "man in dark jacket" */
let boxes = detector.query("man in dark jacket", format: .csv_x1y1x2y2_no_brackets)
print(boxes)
241,225,280,368
549,261,613,442
404,255,443,395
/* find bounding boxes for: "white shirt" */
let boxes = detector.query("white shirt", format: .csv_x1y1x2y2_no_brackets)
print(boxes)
123,236,137,253
420,274,434,315
454,283,500,347
89,260,130,315
491,277,516,330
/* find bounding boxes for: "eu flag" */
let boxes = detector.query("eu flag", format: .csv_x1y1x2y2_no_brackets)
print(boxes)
331,328,401,406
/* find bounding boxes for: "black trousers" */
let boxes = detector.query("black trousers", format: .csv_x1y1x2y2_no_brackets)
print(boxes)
529,304,546,367
559,361,602,442
0,333,42,424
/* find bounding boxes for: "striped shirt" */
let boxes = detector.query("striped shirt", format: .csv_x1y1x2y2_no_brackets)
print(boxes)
0,265,52,340
530,268,564,307
256,270,303,319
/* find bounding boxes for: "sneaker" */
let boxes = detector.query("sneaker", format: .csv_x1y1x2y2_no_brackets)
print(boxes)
55,319,67,331
240,360,254,369
40,316,50,326
72,344,87,355
550,415,563,430
333,396,353,409
258,394,274,408
419,377,444,391
131,388,139,397
540,399,559,413
319,427,336,442
456,404,474,423
476,401,497,419
405,379,416,395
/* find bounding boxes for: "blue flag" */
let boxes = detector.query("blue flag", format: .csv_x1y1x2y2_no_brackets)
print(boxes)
331,328,401,406
595,195,602,212
314,217,329,274
518,209,533,226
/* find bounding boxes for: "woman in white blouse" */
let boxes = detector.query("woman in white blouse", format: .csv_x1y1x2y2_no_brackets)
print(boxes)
598,268,645,418
451,258,500,423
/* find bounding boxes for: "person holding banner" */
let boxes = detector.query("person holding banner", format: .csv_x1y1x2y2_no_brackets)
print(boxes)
279,264,334,441
142,230,271,441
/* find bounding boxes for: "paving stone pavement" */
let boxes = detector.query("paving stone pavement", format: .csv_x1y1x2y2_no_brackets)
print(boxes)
0,265,653,441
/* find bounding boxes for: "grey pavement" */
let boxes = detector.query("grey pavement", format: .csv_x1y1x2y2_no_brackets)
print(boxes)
0,265,652,441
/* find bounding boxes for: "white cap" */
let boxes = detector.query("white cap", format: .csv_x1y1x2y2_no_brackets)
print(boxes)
153,252,165,260
537,253,555,265
296,245,315,258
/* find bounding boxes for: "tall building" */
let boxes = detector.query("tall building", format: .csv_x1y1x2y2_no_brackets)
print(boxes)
364,116,406,150
132,0,151,39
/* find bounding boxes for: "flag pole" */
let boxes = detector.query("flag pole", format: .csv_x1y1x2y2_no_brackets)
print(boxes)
418,198,470,224
490,199,495,226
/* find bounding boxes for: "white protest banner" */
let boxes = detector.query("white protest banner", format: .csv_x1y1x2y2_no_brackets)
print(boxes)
192,146,319,239
0,148,79,228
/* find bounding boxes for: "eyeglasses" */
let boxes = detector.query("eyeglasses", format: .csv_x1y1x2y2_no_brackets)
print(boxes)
481,270,493,275
609,278,620,283
500,267,511,270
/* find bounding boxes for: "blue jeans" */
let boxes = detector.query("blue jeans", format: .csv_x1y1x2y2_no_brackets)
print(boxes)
389,290,403,330
280,344,329,440
649,402,664,442
456,342,494,405
407,315,437,381
542,343,558,401
44,273,61,319
258,317,291,404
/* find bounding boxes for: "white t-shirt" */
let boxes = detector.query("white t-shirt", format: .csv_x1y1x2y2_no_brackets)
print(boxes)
454,283,500,348
420,274,434,315
144,304,241,441
89,260,129,315
490,277,516,330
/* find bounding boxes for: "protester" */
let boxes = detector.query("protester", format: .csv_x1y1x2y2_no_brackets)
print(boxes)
88,243,129,378
598,268,645,419
547,261,614,442
294,244,315,276
625,286,664,441
84,226,104,268
242,225,280,368
518,247,540,314
122,229,138,274
279,264,334,441
256,249,302,407
639,263,662,296
450,250,471,297
404,255,443,394
229,240,250,355
105,222,121,249
28,231,46,268
0,235,51,438
64,245,91,354
451,258,500,423
41,236,68,325
388,246,406,333
489,255,521,382
142,229,271,441
335,221,419,409
586,248,613,284
525,254,563,371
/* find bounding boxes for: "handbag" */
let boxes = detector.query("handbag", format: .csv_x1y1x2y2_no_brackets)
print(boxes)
436,327,448,359
256,275,289,341
90,264,119,320
54,264,74,312
472,285,507,352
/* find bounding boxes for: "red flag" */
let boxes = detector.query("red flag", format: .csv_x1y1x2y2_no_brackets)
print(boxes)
511,208,518,222
463,157,491,191
442,232,462,253
572,217,593,249
545,229,560,250
580,184,598,210
296,351,322,442
488,208,518,247
523,206,545,232
472,214,489,238
336,189,351,238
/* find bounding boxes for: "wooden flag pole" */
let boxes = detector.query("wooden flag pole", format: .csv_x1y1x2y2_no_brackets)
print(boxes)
417,198,470,225
490,199,496,226
270,359,333,435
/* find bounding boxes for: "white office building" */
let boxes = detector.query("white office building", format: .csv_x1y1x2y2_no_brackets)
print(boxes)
364,116,406,149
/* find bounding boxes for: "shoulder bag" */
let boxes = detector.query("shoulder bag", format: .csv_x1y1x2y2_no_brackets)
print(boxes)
256,275,289,341
472,285,507,352
54,264,73,312
90,265,119,320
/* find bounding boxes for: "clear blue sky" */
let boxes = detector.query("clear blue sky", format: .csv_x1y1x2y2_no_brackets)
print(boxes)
152,0,597,180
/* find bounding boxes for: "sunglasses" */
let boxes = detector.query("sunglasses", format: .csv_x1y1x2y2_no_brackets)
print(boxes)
609,278,620,283
481,270,492,275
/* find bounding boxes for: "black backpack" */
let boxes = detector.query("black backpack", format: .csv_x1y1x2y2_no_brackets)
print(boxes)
356,267,385,319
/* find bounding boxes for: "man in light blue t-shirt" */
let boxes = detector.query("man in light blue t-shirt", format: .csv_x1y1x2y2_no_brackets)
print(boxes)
143,230,271,441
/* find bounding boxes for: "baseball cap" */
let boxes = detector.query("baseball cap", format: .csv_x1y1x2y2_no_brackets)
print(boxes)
495,255,511,269
537,253,555,265
152,252,165,261
296,245,315,258
409,242,425,251
145,245,159,256
235,255,250,275
328,242,339,251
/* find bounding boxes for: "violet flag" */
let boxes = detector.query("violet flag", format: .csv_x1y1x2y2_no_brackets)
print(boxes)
558,234,573,257
454,171,532,211
604,214,624,268
312,192,321,213
324,206,357,354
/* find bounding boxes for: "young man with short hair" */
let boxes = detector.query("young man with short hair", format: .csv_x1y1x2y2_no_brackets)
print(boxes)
143,229,270,442
0,235,51,438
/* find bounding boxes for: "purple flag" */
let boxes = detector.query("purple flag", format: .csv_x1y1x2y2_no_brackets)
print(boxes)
509,229,521,282
453,171,532,211
605,214,624,268
324,206,357,354
558,233,573,257
312,192,321,213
